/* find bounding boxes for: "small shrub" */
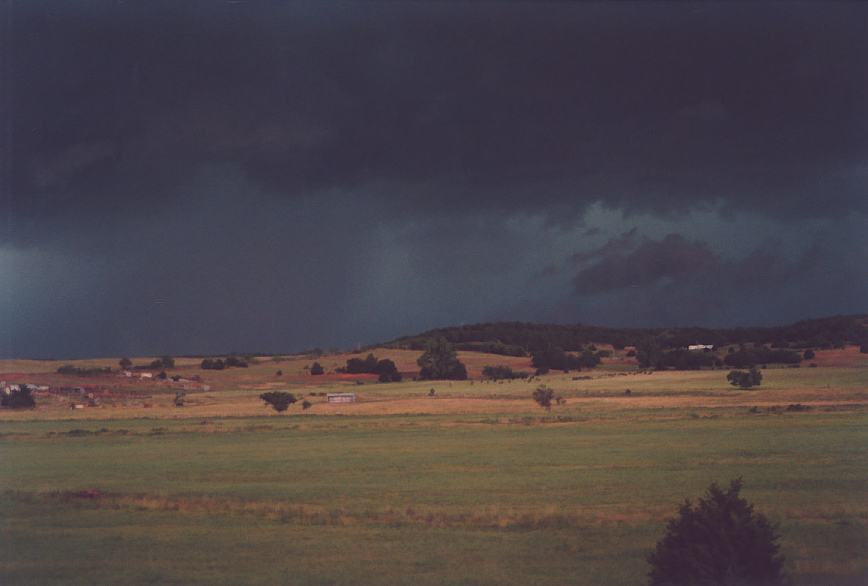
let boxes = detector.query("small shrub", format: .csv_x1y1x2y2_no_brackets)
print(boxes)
532,385,555,410
301,400,312,410
803,349,815,360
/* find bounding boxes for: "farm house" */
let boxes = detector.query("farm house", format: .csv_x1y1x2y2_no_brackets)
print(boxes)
326,393,357,404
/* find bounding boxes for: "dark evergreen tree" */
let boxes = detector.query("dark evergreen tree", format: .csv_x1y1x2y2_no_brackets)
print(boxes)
648,478,784,586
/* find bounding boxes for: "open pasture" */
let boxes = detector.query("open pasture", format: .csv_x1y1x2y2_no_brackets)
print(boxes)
1,347,867,584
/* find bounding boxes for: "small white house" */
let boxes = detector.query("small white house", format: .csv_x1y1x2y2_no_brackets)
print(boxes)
688,344,714,351
327,393,357,404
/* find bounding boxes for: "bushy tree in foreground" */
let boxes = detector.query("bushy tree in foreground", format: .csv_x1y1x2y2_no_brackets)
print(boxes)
260,391,297,412
417,338,467,380
648,478,784,586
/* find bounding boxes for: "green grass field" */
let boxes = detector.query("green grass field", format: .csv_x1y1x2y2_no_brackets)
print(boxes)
1,350,867,584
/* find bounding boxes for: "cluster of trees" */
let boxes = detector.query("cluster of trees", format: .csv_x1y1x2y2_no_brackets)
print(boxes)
384,315,867,354
337,354,402,382
724,347,801,368
150,356,175,369
201,356,248,370
57,365,111,375
657,349,718,370
530,347,600,373
454,341,526,356
118,356,175,370
727,367,763,389
481,365,529,380
1,385,36,409
417,338,467,380
634,340,719,370
635,338,802,371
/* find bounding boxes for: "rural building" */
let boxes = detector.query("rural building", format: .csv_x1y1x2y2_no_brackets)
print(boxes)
327,392,357,403
688,344,714,351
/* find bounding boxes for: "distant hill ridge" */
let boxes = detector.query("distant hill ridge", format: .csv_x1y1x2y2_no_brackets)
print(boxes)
382,315,868,355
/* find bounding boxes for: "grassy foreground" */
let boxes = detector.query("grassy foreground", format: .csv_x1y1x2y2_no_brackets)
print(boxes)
2,410,867,585
2,348,867,584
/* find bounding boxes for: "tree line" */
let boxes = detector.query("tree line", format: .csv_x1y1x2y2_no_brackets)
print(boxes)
383,315,868,354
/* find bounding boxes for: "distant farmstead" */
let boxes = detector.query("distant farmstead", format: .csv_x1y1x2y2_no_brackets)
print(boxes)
327,393,357,404
688,344,714,351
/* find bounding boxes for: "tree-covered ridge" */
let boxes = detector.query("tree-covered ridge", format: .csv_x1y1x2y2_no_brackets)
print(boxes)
383,315,868,353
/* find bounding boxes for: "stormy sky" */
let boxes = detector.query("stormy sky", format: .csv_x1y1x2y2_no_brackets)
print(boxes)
1,1,866,358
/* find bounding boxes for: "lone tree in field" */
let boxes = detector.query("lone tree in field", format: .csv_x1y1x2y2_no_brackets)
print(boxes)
648,478,785,586
417,338,468,380
309,362,325,375
532,385,555,410
727,366,763,389
119,357,132,369
260,391,298,412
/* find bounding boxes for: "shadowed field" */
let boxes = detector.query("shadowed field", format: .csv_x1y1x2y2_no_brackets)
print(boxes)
1,348,866,584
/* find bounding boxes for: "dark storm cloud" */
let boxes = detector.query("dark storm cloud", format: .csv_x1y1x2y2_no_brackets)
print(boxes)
2,2,867,358
572,232,719,295
6,0,868,242
554,224,868,327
